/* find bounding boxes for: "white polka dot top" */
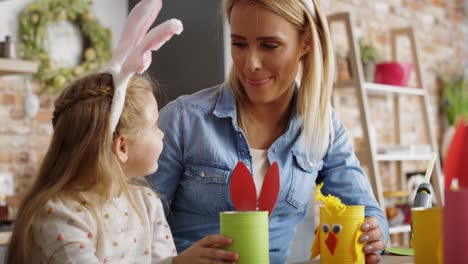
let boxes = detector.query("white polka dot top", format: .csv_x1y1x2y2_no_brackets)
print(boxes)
31,187,176,264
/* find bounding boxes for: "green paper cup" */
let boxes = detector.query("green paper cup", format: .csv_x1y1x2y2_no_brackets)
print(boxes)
219,211,269,264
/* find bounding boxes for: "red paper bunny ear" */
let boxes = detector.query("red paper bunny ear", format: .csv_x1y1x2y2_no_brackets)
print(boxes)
258,162,280,216
230,161,280,216
230,161,257,211
444,117,468,189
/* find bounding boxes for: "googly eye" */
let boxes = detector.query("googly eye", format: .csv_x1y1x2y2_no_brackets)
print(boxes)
332,224,342,234
322,224,329,233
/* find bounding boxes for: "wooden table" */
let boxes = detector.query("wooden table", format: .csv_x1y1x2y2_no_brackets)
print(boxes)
295,254,414,264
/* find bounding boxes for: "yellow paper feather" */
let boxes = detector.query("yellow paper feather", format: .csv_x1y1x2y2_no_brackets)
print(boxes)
315,182,346,216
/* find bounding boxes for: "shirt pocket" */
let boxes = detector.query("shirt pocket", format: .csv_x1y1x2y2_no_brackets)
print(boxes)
286,152,323,210
179,158,230,214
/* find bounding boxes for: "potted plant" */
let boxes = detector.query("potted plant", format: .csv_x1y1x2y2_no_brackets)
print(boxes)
359,40,379,82
440,66,468,159
374,62,413,87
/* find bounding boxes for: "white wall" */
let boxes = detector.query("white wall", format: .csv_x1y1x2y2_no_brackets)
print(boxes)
90,0,128,48
0,0,128,49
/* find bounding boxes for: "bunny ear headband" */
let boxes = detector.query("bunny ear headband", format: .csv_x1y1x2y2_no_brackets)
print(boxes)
102,0,183,133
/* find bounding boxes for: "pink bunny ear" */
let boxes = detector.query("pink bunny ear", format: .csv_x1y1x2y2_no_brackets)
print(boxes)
121,19,183,75
106,0,162,72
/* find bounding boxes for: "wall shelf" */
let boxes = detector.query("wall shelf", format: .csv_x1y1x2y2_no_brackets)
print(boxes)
375,153,434,161
0,58,38,76
389,224,411,234
363,82,425,96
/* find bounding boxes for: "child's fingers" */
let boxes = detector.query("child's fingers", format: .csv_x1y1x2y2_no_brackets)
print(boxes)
195,235,238,263
211,243,224,248
200,247,238,262
199,234,233,247
200,261,236,264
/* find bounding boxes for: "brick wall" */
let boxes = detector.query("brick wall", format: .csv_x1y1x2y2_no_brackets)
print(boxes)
0,0,127,205
0,79,53,195
1,0,467,203
321,0,468,190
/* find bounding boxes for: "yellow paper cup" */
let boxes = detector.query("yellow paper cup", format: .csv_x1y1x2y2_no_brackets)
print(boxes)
318,205,365,264
219,211,269,264
412,207,443,264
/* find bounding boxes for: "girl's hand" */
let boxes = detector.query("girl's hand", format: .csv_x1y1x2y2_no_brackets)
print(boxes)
360,217,386,264
173,234,239,264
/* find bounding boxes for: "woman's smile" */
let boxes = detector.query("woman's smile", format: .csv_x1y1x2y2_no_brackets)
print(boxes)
246,77,272,86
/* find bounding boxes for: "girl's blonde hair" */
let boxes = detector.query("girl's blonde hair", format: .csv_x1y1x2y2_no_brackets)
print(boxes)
224,0,335,161
6,73,156,263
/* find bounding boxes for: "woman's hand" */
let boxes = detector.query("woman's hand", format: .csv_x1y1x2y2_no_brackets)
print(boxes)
172,234,239,264
360,217,386,264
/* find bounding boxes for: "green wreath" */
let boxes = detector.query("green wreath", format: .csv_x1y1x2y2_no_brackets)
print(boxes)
19,0,112,93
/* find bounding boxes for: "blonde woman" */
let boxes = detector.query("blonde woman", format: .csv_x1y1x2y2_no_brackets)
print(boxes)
149,0,387,263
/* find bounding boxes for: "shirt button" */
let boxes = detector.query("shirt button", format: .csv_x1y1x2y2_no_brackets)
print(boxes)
273,148,277,153
309,161,314,167
200,172,206,177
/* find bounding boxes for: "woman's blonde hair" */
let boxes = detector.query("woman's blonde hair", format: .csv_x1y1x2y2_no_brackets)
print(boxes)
6,73,156,263
224,0,335,161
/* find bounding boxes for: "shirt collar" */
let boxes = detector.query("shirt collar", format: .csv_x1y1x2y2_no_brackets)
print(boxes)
212,82,299,120
212,82,237,120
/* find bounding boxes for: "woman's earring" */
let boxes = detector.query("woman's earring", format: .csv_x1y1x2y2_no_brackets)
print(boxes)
122,155,128,162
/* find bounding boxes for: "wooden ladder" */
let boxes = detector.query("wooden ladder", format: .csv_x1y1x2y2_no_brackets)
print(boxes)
326,12,444,241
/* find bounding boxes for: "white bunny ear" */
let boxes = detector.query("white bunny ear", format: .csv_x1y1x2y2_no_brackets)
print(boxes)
109,19,182,133
108,10,183,134
121,19,183,75
105,0,162,73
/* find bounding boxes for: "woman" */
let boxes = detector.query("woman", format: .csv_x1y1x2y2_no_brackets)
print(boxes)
149,0,388,263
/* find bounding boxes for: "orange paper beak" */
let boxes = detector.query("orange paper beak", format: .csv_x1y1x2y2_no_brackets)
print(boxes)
325,232,338,255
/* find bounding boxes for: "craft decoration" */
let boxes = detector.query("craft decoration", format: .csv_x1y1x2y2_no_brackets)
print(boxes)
385,153,436,255
444,188,468,263
100,0,183,133
24,79,40,119
443,117,468,190
220,161,280,264
310,183,365,263
19,0,112,93
412,207,443,264
443,117,468,264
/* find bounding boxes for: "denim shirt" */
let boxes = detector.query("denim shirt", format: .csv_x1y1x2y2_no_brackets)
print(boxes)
148,83,389,264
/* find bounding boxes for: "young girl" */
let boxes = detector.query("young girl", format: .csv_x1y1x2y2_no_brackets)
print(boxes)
6,1,238,263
